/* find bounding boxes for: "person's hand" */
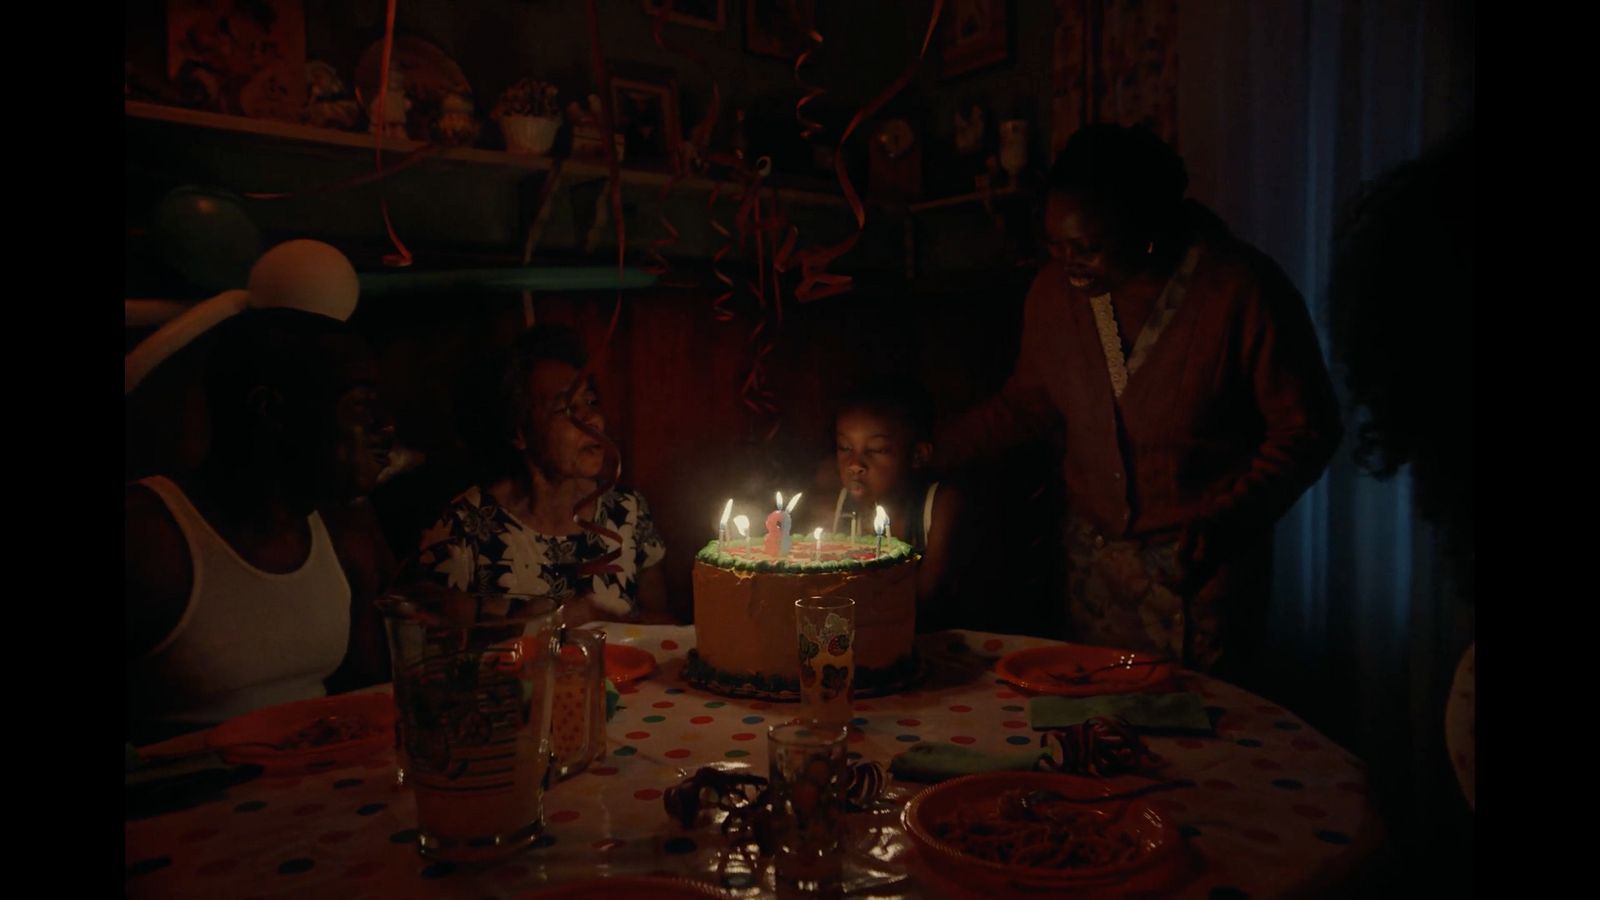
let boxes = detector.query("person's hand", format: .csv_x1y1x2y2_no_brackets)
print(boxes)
1174,519,1220,594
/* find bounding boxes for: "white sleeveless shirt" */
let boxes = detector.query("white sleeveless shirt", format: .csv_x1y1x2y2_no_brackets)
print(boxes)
130,476,351,725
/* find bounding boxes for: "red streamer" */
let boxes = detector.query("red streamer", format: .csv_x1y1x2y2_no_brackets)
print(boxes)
241,144,445,201
372,0,413,268
556,0,632,568
785,0,945,302
793,28,826,141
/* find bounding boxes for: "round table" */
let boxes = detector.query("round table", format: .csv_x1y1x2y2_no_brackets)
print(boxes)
125,627,1383,898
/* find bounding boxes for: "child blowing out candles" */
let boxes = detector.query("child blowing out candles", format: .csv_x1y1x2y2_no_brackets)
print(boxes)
829,381,966,629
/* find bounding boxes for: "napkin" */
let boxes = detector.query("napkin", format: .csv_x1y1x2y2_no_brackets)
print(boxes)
1029,692,1212,733
888,743,1044,783
604,679,621,722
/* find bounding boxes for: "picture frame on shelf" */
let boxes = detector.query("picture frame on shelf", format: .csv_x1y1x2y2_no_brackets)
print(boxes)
744,0,817,60
643,0,726,31
609,74,683,167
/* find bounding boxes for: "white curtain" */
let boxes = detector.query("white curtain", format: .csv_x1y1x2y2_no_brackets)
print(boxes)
1176,0,1473,888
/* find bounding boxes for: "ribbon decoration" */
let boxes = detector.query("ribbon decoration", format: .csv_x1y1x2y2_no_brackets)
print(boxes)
240,143,445,201
519,155,568,325
371,0,414,267
781,0,946,303
642,1,725,278
1038,717,1165,777
553,0,633,573
793,27,826,141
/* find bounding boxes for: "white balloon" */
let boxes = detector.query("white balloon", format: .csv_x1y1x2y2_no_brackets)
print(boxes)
247,239,359,321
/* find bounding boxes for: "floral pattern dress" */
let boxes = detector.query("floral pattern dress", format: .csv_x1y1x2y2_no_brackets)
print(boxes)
414,485,666,620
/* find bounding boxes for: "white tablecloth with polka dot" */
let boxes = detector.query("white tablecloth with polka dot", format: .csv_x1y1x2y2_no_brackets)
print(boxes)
125,627,1384,899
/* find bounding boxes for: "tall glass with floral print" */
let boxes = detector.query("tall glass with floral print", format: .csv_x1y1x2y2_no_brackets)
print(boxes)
796,596,855,727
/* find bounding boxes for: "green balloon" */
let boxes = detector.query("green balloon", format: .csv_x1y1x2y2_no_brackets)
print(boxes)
151,186,262,291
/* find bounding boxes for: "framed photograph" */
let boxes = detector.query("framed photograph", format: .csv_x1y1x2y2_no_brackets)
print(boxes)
744,0,817,60
643,0,726,31
609,75,683,166
940,0,1010,79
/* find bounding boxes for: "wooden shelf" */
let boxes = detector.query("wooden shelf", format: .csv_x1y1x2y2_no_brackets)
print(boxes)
907,183,1023,214
125,101,845,208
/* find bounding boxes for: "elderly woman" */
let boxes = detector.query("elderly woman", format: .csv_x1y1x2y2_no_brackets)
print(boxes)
412,323,670,624
939,124,1342,682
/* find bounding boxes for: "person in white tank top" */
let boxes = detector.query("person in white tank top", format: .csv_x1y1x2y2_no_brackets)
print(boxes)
830,381,966,631
125,309,395,743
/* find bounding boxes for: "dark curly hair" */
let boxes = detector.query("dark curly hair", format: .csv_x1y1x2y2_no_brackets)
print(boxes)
499,322,589,440
1329,126,1474,593
837,377,937,443
1048,123,1190,243
452,322,591,481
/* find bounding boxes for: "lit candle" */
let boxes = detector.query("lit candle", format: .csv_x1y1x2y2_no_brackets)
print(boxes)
813,526,824,561
781,492,802,557
719,498,733,546
874,504,889,558
734,514,750,553
849,510,859,543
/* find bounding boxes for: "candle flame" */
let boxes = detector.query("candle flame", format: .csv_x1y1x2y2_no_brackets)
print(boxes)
874,504,889,535
719,498,733,526
733,514,750,538
786,491,803,513
775,491,784,510
813,526,824,540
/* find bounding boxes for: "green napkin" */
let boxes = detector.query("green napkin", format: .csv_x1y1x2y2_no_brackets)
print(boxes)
888,743,1044,784
604,678,621,722
1029,692,1213,733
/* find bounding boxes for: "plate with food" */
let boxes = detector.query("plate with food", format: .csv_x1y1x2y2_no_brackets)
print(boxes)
994,644,1176,696
206,692,394,773
902,771,1185,893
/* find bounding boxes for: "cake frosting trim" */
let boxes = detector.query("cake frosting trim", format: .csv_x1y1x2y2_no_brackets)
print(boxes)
694,532,915,574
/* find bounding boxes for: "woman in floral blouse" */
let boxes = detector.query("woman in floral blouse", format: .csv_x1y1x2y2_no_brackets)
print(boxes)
413,324,670,624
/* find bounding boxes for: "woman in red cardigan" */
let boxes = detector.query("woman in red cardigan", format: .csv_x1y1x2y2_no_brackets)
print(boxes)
940,124,1342,682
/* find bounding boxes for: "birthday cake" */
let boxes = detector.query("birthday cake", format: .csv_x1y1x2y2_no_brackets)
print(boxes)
686,532,920,700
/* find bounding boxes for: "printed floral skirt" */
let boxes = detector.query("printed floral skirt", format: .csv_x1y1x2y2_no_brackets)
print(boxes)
1061,516,1270,677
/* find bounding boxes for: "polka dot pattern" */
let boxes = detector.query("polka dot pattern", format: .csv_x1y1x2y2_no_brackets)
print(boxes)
123,628,1374,900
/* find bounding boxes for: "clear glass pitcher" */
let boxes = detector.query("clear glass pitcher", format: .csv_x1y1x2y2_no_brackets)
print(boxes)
379,587,600,861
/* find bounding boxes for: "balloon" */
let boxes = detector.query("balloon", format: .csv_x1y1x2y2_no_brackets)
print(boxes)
125,240,361,394
150,186,262,291
248,239,360,321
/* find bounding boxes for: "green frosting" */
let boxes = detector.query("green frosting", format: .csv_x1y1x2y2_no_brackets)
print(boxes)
694,532,915,574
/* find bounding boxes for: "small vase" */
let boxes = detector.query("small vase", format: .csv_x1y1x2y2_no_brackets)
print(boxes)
500,114,561,155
